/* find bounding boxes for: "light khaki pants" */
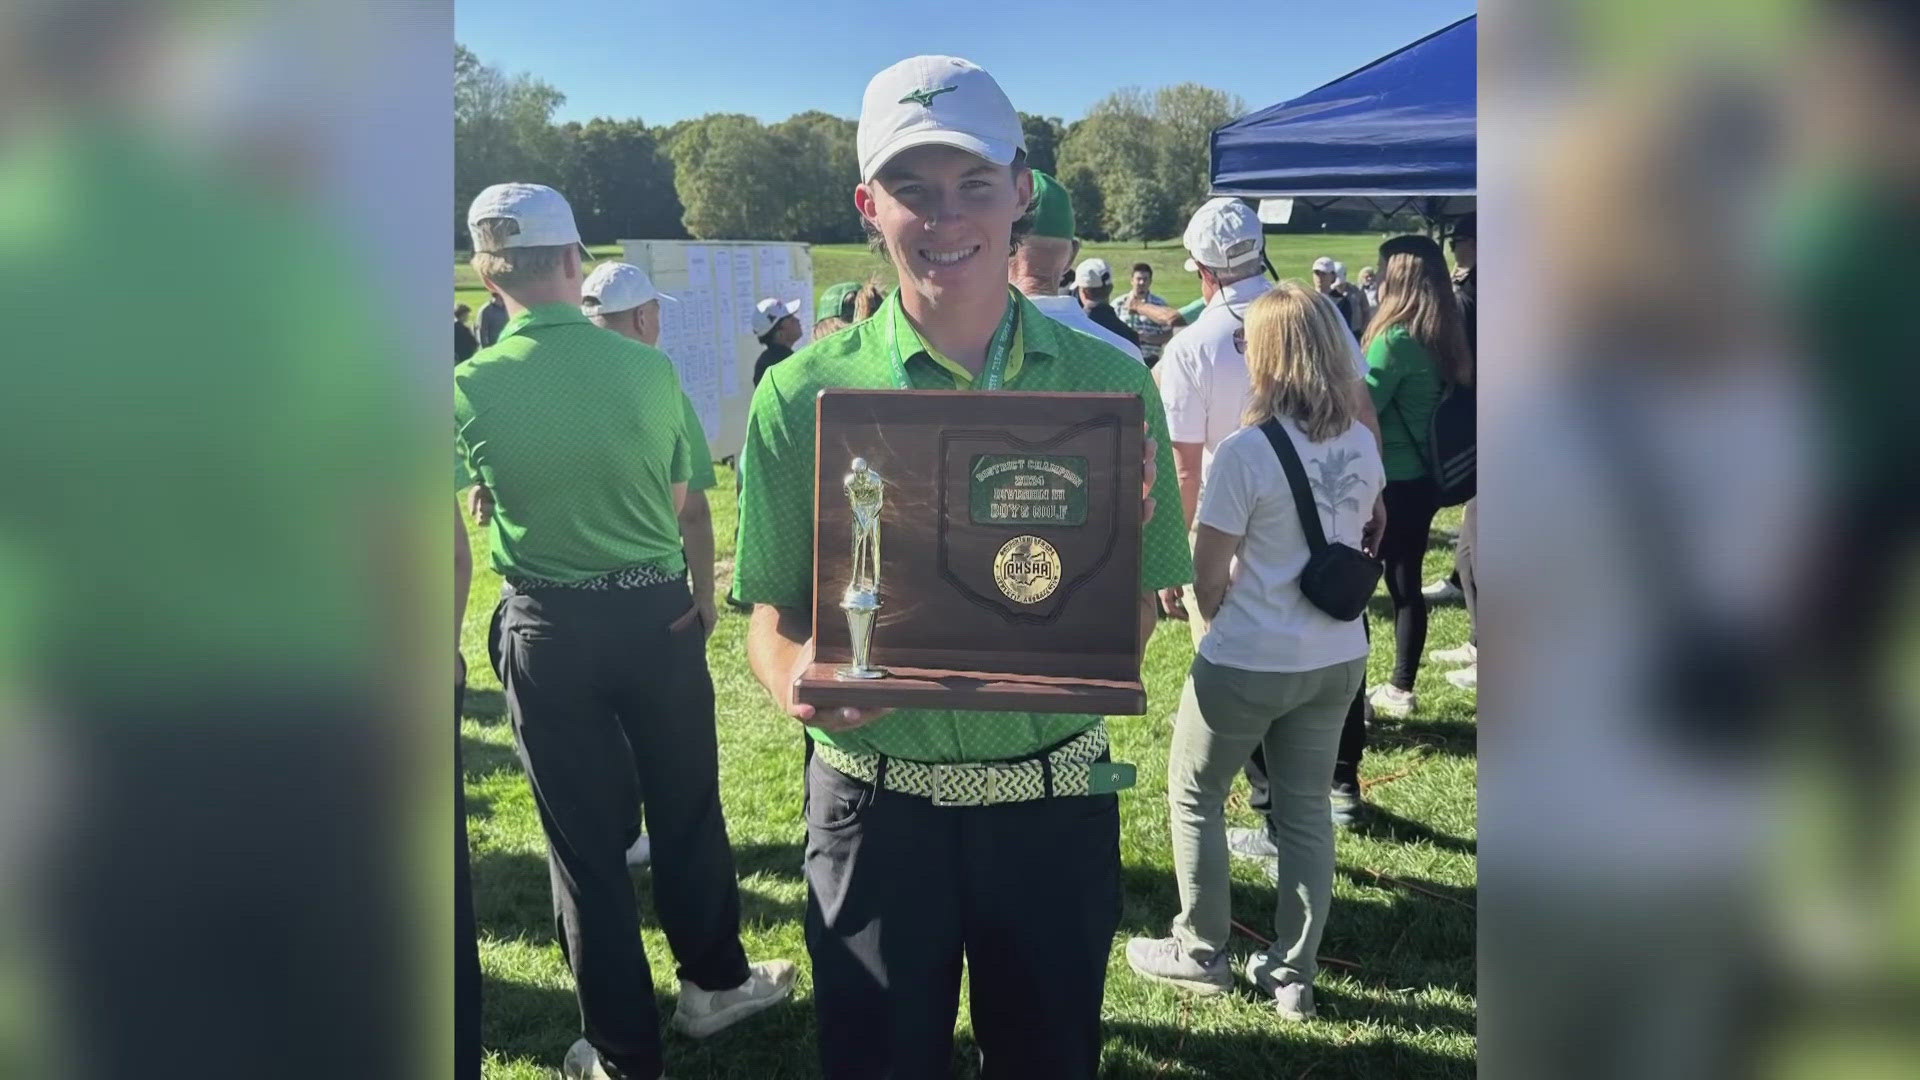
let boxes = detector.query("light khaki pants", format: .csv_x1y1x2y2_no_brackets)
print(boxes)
1166,654,1367,986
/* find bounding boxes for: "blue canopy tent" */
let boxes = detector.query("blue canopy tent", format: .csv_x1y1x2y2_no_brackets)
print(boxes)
1210,15,1475,225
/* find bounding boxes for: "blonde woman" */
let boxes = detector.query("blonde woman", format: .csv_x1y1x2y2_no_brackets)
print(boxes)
1126,283,1383,1019
1362,235,1473,719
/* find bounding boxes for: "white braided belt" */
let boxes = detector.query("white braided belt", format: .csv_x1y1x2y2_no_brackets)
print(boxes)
812,723,1129,807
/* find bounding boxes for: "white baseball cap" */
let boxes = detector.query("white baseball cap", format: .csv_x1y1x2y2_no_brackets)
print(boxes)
1312,256,1338,275
467,183,592,259
580,262,675,317
1181,197,1265,273
858,55,1025,181
1071,258,1113,290
752,297,803,337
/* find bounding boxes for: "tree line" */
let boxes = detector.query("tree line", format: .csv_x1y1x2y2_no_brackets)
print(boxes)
457,45,1262,249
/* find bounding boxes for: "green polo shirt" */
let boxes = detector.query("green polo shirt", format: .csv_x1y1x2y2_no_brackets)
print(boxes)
456,304,691,582
1366,326,1444,483
679,393,717,492
734,289,1193,763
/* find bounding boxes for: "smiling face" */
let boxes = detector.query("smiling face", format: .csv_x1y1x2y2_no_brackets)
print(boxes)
856,143,1033,307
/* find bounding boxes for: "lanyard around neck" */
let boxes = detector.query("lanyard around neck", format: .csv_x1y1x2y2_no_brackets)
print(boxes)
888,288,1020,390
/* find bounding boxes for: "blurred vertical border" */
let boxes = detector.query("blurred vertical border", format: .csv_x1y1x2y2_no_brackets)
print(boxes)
1480,1,1920,1078
0,2,449,1078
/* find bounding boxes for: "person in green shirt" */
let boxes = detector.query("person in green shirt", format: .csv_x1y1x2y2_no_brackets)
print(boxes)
582,259,723,876
579,260,722,638
456,183,794,1080
734,55,1191,1078
1360,234,1472,722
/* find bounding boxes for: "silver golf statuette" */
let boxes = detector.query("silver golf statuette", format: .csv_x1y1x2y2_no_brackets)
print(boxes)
837,457,887,680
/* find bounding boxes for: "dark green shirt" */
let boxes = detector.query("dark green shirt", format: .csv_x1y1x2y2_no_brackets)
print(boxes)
734,289,1193,763
456,304,690,582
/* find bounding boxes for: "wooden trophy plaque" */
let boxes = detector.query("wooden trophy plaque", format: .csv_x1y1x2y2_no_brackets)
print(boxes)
792,389,1146,715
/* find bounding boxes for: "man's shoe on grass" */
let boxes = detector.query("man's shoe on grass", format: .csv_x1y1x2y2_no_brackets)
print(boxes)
562,1038,668,1080
1226,827,1278,861
625,833,652,869
1421,578,1462,602
1368,684,1416,720
670,960,797,1039
1430,642,1476,666
1245,952,1317,1020
1125,937,1234,995
1445,665,1477,691
1330,781,1365,827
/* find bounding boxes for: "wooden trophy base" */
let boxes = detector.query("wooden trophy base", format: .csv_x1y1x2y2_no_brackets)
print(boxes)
793,655,1147,716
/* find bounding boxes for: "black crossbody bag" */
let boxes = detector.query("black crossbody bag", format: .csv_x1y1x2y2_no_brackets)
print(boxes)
1258,419,1382,621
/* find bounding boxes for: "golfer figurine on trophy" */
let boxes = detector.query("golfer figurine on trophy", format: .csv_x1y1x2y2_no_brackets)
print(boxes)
838,457,886,681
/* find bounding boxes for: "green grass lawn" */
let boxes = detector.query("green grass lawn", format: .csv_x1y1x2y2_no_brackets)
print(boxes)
461,461,1476,1078
455,235,1401,324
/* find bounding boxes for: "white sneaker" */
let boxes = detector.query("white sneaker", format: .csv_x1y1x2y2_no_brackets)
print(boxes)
1125,936,1235,995
1421,578,1462,602
1245,952,1317,1020
670,960,797,1039
1430,642,1476,666
562,1038,668,1079
1226,827,1278,860
626,833,652,869
1446,665,1476,690
1368,684,1416,719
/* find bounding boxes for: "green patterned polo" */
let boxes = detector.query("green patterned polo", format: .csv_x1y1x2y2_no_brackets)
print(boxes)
456,303,690,582
734,289,1193,763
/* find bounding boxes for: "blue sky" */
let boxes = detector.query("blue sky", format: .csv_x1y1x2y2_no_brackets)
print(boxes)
457,1,1475,126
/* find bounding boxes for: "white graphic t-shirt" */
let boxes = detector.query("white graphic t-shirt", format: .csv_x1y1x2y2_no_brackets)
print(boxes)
1195,415,1383,673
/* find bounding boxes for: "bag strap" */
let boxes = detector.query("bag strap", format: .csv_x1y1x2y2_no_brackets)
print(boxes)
1258,418,1328,555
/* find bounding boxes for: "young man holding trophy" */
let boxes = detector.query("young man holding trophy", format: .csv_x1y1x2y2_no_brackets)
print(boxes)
734,56,1192,1079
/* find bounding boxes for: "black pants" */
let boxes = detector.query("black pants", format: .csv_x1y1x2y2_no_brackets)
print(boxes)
491,579,750,1079
1379,476,1442,691
804,753,1121,1079
457,677,483,1080
1806,489,1918,886
46,704,407,1080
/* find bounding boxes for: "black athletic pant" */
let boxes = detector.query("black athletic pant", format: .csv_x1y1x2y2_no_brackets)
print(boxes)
804,752,1121,1079
490,578,750,1079
1379,477,1442,691
457,675,483,1080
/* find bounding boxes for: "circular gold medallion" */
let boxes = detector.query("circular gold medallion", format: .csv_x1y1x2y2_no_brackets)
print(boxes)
993,535,1062,604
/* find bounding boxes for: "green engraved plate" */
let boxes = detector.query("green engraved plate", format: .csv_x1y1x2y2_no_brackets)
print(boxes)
969,454,1089,527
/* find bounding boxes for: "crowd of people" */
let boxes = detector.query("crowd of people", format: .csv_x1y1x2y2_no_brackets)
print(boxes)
454,53,1475,1080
